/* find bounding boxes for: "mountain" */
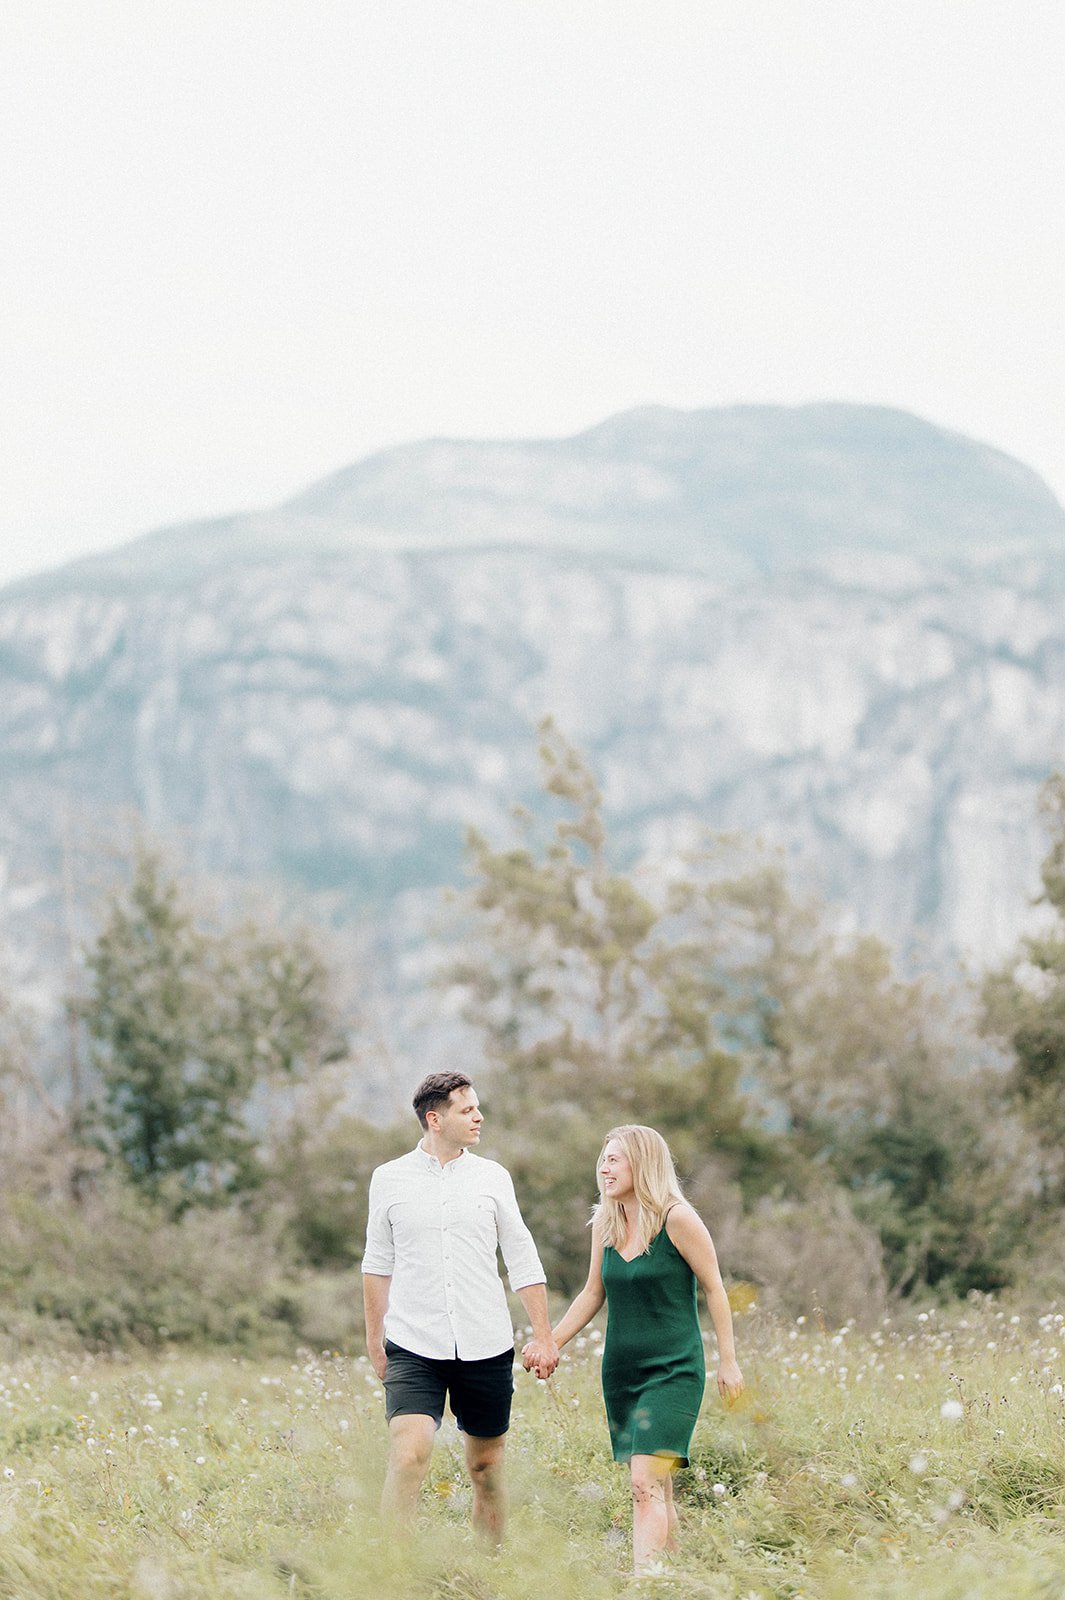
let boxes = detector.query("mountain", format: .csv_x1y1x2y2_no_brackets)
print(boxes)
20,404,1063,593
2,403,1064,1036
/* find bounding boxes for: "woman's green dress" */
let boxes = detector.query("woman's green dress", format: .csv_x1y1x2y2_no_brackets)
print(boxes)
600,1222,706,1465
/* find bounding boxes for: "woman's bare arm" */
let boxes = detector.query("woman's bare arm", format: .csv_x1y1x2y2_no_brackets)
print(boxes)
523,1218,605,1371
666,1204,745,1401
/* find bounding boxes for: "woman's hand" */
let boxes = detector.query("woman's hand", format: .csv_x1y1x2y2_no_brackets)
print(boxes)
521,1337,559,1379
716,1358,744,1404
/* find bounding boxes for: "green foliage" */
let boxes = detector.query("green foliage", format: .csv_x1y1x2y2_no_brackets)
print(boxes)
832,1095,1022,1298
733,1187,888,1326
451,720,765,1290
636,830,1022,1301
453,722,1025,1306
78,841,347,1206
261,1083,411,1269
983,771,1065,1201
0,1181,332,1351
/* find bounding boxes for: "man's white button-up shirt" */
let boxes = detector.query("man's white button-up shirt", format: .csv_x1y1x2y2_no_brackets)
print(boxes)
361,1144,546,1361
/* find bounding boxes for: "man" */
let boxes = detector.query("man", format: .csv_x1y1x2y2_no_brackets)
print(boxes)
362,1070,559,1541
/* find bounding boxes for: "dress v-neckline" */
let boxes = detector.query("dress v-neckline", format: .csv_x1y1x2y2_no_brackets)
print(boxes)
616,1205,681,1262
616,1229,662,1264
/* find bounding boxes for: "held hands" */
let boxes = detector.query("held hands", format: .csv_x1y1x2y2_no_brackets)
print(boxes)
716,1357,744,1405
520,1335,560,1380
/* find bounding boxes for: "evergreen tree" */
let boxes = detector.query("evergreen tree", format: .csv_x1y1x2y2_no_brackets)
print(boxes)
80,842,345,1206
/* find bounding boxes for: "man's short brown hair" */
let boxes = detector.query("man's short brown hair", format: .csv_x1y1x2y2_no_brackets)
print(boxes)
412,1071,474,1129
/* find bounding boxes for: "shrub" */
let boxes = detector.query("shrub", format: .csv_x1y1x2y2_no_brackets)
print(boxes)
730,1187,888,1325
0,1181,352,1352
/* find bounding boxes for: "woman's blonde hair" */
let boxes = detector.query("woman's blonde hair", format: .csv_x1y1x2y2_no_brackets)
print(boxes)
594,1125,686,1254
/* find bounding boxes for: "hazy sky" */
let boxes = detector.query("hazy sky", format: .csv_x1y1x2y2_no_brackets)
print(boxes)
3,1,1064,590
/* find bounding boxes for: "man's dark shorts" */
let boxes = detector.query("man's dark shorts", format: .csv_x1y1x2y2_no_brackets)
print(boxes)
383,1340,514,1437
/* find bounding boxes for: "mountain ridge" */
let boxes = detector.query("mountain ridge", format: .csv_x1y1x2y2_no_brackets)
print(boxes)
2,402,1065,1059
9,404,1064,602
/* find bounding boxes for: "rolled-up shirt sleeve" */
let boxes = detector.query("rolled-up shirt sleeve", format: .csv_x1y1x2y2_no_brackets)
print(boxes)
361,1170,395,1276
494,1168,546,1290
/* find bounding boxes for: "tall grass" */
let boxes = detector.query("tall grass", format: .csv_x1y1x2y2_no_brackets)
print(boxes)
1,1298,1064,1597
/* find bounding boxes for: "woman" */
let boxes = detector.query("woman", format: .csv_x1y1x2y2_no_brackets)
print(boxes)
525,1125,744,1575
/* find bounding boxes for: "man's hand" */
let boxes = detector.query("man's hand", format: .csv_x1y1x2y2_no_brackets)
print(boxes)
520,1335,560,1379
362,1274,391,1383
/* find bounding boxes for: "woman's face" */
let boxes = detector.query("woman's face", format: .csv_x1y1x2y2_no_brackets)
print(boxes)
599,1138,635,1202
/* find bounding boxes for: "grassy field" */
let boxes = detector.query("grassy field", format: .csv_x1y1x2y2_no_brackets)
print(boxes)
1,1297,1064,1599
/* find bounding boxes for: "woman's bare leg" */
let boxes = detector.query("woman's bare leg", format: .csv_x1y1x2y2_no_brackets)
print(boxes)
663,1468,680,1551
630,1454,677,1573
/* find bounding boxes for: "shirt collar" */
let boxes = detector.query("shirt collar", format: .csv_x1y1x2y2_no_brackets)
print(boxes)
413,1140,468,1172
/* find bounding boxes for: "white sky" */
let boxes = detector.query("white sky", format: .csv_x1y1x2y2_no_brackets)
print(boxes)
2,1,1064,590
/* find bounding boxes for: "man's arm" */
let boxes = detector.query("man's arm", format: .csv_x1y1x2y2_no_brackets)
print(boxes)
515,1282,559,1378
493,1168,559,1375
361,1168,395,1382
363,1273,392,1380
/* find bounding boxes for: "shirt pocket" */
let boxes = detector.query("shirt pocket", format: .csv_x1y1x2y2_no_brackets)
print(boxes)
450,1195,498,1243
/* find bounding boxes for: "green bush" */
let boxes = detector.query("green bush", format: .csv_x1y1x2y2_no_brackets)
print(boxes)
0,1181,358,1353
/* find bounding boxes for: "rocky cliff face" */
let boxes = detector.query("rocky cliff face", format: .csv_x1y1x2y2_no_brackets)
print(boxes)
2,404,1064,1021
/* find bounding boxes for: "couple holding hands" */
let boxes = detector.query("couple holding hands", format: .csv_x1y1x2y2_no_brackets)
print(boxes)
362,1071,744,1577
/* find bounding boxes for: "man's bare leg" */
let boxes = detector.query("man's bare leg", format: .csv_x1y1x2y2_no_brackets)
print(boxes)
463,1432,508,1544
382,1413,437,1525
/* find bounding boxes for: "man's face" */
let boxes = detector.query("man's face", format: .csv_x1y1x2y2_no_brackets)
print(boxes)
433,1086,484,1146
